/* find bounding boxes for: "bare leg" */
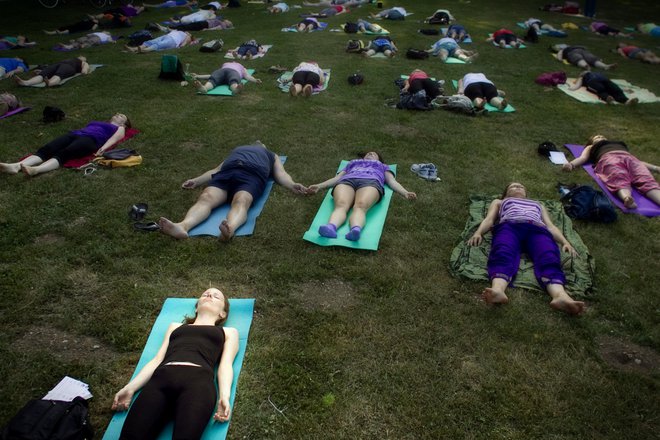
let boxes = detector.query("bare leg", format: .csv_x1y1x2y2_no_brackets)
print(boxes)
46,75,62,87
489,97,507,110
1,156,43,174
220,191,253,241
616,188,637,208
547,284,585,315
290,83,302,96
14,75,46,86
194,80,213,93
159,186,228,239
483,278,509,304
21,158,60,177
302,84,313,96
348,186,380,228
595,61,616,70
230,82,243,94
438,48,449,61
328,184,356,227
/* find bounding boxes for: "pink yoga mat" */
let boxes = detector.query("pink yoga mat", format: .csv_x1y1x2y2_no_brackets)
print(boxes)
0,107,30,119
564,144,660,217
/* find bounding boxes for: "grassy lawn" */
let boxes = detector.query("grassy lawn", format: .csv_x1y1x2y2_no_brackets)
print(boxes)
0,0,659,438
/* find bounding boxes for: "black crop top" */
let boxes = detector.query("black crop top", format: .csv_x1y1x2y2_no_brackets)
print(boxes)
589,140,628,164
161,325,225,370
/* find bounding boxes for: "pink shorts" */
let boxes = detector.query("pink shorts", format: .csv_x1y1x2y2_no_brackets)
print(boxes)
595,151,660,194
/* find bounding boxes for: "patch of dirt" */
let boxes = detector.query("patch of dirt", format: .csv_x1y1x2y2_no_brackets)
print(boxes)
33,234,63,245
12,326,116,364
597,335,660,375
180,141,205,151
292,279,358,312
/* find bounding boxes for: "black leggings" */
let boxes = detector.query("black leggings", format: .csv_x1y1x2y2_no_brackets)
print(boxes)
494,33,516,44
409,78,441,99
35,134,96,165
58,19,96,34
120,366,217,440
585,78,627,103
172,21,209,31
292,71,320,86
464,82,498,101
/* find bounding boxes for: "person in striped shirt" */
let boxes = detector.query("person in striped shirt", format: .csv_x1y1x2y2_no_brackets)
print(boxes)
467,182,585,315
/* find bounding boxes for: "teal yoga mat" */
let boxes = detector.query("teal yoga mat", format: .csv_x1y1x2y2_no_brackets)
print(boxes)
488,34,526,48
302,161,396,251
188,156,287,237
102,297,255,440
199,69,255,96
451,80,516,112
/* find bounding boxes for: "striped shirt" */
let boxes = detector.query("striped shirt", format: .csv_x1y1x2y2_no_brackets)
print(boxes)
499,198,545,227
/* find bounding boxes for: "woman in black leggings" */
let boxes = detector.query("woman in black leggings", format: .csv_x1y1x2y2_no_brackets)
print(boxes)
112,288,239,440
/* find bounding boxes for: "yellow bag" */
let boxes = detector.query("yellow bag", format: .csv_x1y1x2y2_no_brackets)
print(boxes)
93,155,143,168
562,22,578,30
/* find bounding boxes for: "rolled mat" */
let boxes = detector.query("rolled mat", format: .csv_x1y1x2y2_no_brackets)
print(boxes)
102,297,255,440
0,107,30,120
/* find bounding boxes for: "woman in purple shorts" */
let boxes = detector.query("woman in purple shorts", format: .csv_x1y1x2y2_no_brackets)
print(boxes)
0,113,130,177
467,182,585,315
308,151,416,241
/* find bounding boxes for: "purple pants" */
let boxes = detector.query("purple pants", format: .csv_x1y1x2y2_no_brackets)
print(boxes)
487,222,566,287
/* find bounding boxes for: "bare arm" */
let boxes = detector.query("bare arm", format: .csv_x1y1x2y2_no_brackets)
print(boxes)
182,161,224,188
81,61,90,75
541,205,577,256
307,170,347,194
384,171,416,200
95,126,126,156
192,73,211,80
467,199,501,246
244,72,261,84
272,155,308,194
568,76,583,91
457,78,464,94
562,144,592,171
214,327,239,422
112,323,182,411
641,161,660,174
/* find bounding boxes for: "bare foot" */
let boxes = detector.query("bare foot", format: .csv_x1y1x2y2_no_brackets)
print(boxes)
482,287,509,305
219,219,234,241
473,97,485,109
193,80,207,94
623,195,637,209
20,164,36,176
232,83,243,94
0,163,20,174
303,84,313,97
625,97,638,106
549,297,585,315
289,85,298,97
158,217,189,239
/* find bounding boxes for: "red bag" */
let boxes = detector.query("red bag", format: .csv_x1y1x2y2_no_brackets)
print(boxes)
535,71,567,86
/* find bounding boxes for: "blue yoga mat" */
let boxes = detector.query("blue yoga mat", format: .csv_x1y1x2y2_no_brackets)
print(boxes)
102,297,255,440
188,156,287,237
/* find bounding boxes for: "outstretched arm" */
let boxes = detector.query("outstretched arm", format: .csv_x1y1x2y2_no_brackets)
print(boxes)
568,76,584,91
95,126,126,156
384,171,416,200
467,199,501,246
562,144,592,171
272,156,308,194
112,323,181,411
307,170,346,194
457,78,465,94
641,161,660,174
182,161,224,188
541,205,577,256
245,72,262,84
214,327,239,422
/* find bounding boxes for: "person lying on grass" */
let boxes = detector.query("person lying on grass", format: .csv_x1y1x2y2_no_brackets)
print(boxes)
44,18,98,35
0,92,21,117
158,142,308,241
636,22,660,37
289,61,325,97
269,2,289,13
192,62,261,94
589,21,631,37
524,18,562,34
154,17,233,32
457,72,507,110
14,56,89,87
308,151,416,241
125,30,194,53
467,182,585,315
303,0,367,6
445,23,469,42
371,6,407,21
55,31,116,50
112,288,238,440
356,18,383,33
169,8,216,25
552,44,616,70
0,57,28,79
568,71,638,105
143,0,198,9
486,28,524,48
615,42,660,65
313,5,347,17
0,35,36,50
227,40,265,59
402,69,442,101
295,17,321,32
88,3,144,20
363,36,397,57
563,135,660,208
427,37,477,62
0,113,130,177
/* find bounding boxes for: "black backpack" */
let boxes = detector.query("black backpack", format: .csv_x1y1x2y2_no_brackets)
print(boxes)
347,73,364,85
127,30,152,47
429,11,450,25
200,39,223,53
42,106,65,123
561,185,617,223
343,22,359,33
345,39,365,53
419,28,440,35
1,397,93,440
406,48,429,60
525,26,539,43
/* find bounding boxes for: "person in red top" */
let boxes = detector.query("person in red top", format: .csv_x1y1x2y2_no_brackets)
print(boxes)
615,42,660,64
487,28,524,48
402,69,442,101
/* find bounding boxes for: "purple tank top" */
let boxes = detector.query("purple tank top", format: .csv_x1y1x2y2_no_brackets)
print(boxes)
499,198,545,227
70,121,119,147
338,159,390,187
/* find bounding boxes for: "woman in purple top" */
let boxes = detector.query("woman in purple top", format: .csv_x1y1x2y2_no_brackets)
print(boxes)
467,182,585,315
0,113,130,177
308,151,416,241
589,21,630,37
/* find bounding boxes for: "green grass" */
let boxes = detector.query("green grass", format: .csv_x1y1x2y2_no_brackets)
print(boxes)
1,0,659,439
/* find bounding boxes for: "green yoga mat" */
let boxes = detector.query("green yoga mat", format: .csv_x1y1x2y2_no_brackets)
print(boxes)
444,56,466,64
199,69,255,96
277,69,330,93
303,161,396,251
102,297,255,440
449,195,595,298
451,80,516,112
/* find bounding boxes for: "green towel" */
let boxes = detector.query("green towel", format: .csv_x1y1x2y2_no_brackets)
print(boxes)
449,195,595,298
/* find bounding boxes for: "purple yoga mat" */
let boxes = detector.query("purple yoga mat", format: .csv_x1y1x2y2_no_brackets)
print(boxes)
564,144,660,217
0,107,30,119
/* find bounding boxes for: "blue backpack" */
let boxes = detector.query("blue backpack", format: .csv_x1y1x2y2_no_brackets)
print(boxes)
561,185,617,223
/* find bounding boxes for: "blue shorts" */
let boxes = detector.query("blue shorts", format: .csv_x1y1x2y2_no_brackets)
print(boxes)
208,166,267,199
433,40,458,54
334,178,384,201
627,48,647,59
651,27,660,37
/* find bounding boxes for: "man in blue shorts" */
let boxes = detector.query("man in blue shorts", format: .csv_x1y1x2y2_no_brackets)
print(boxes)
159,141,308,241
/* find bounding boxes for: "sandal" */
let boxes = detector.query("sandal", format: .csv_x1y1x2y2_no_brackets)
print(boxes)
129,203,148,221
133,221,160,232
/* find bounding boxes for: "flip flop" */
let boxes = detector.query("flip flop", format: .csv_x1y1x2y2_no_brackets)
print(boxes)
129,203,148,221
133,221,160,232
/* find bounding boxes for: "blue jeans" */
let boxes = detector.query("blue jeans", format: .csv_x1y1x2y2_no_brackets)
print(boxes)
143,35,176,51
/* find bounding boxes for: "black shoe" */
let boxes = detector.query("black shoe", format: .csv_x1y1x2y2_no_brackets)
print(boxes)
134,221,160,232
129,203,148,221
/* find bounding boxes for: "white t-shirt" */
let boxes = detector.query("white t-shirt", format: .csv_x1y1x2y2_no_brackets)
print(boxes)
392,7,406,15
462,73,493,89
293,62,323,77
181,9,214,24
91,32,112,43
273,2,288,11
168,30,188,47
208,1,222,9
